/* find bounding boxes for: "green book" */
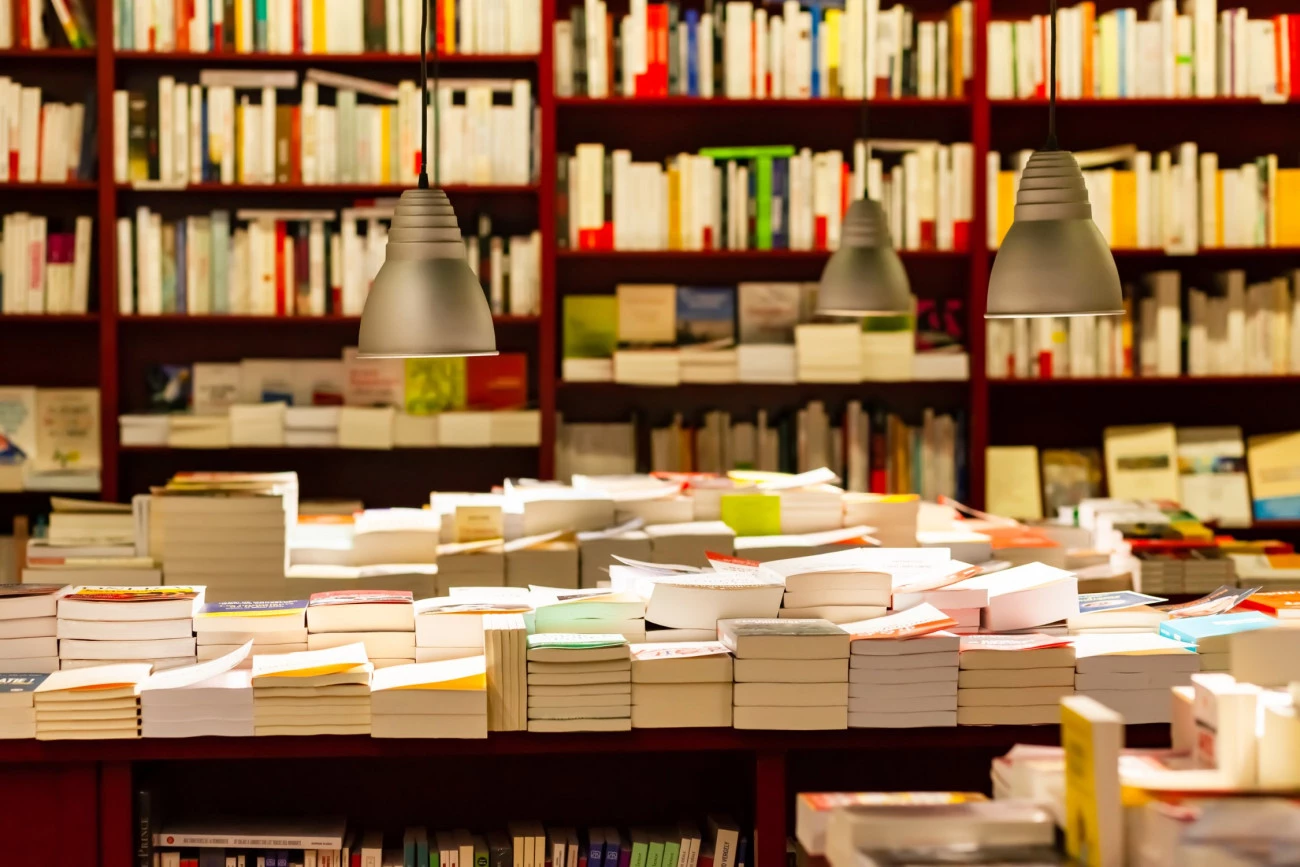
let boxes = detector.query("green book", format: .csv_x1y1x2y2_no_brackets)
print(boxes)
473,834,490,867
526,633,628,651
646,837,665,867
563,296,618,359
662,838,680,867
698,146,794,251
629,831,650,867
404,358,467,414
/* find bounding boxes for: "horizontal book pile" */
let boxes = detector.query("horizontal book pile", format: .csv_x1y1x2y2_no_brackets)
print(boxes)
988,4,1298,100
0,77,96,183
0,214,94,314
113,73,534,189
555,0,972,100
0,386,101,493
988,143,1300,252
112,0,541,55
559,139,974,253
116,206,540,319
987,268,1300,381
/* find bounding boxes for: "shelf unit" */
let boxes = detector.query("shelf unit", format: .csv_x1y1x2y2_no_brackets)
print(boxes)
3,0,1300,522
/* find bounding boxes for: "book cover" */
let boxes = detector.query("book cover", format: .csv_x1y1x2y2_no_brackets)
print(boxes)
0,674,48,693
0,387,37,490
146,364,192,413
616,284,677,347
1248,431,1300,520
308,590,413,607
404,358,467,415
737,283,801,344
1041,448,1103,514
33,388,101,472
466,355,527,410
342,348,405,408
1104,423,1178,502
563,296,618,359
197,600,308,618
676,287,736,346
1061,696,1122,867
1159,611,1277,644
1177,426,1251,527
68,586,201,603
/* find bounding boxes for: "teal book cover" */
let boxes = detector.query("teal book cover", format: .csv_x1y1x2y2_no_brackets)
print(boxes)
1159,612,1277,646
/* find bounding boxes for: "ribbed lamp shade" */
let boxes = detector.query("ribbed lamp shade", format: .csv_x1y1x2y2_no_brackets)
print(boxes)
986,150,1124,319
815,198,913,316
357,188,499,358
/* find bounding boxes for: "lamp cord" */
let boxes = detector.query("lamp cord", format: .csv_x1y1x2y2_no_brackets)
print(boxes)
1045,0,1058,150
419,0,440,188
860,10,870,196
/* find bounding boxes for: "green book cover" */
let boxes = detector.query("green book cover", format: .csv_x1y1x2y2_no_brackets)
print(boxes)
662,839,680,867
629,832,649,867
646,839,664,867
563,296,618,359
526,633,628,650
404,358,467,414
474,836,489,867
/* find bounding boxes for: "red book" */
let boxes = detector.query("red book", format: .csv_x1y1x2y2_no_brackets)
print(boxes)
467,353,528,409
16,0,28,48
176,0,190,51
290,106,302,184
814,215,828,249
919,219,936,249
1037,350,1053,379
1292,17,1300,96
292,0,302,53
274,220,287,316
953,220,970,251
840,161,850,219
701,225,713,250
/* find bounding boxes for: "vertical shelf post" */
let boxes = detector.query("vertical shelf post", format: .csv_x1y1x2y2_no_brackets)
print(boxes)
968,0,992,509
537,0,559,479
755,749,787,867
96,0,120,501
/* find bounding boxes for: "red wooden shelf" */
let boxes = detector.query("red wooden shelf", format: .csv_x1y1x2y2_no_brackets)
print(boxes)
557,249,968,260
990,375,1300,386
0,47,94,59
116,183,539,195
0,181,97,190
560,380,967,392
114,50,539,65
557,96,970,108
118,314,538,325
993,97,1299,107
0,314,98,323
119,446,539,454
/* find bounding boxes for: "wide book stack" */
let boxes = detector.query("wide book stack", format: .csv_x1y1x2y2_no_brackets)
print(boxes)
721,618,850,730
629,641,733,728
1071,633,1198,725
370,655,489,739
34,663,153,740
250,643,374,736
305,589,417,668
414,595,520,663
195,600,309,666
484,612,528,731
56,586,204,671
0,674,47,739
139,643,256,737
1159,611,1278,674
525,633,632,732
759,550,890,623
956,635,1076,726
846,606,961,729
531,590,648,644
0,585,68,674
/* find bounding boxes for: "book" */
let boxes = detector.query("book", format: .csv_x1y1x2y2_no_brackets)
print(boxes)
717,619,850,659
57,587,205,622
306,590,415,633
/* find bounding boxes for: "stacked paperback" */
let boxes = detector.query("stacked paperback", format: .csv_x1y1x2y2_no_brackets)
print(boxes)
630,642,733,728
195,599,309,666
956,635,1076,726
525,634,631,733
1071,633,1198,725
305,590,416,668
0,585,68,674
56,586,204,671
0,674,46,739
721,618,849,730
845,605,960,729
370,655,489,738
484,612,528,731
1159,611,1278,673
250,643,373,736
759,550,890,623
34,663,153,740
139,642,255,737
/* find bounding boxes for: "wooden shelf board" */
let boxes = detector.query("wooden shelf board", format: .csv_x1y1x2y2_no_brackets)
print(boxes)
993,97,1299,107
990,376,1300,386
557,249,968,260
556,96,970,108
116,183,539,195
0,48,94,59
0,314,99,323
118,314,538,325
0,181,97,190
560,380,968,391
119,446,539,454
114,51,539,64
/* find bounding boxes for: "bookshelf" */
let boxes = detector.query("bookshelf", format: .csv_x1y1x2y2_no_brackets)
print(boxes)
2,0,1300,528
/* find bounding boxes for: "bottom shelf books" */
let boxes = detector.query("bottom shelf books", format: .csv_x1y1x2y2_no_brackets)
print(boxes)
143,815,744,867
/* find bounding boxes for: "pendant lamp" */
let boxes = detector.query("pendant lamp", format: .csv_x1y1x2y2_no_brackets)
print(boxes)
357,0,498,357
814,27,911,317
985,0,1123,319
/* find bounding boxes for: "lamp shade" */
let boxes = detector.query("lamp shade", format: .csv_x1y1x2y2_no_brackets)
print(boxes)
986,150,1123,319
815,198,912,317
356,188,498,358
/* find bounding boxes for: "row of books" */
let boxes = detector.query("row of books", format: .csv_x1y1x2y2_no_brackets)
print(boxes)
0,387,100,492
987,144,1300,252
560,140,975,253
554,0,972,100
988,269,1300,380
0,0,95,49
0,78,96,184
0,213,93,314
113,73,534,188
116,206,540,318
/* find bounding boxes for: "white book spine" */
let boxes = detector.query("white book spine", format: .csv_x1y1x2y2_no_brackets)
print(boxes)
113,90,129,183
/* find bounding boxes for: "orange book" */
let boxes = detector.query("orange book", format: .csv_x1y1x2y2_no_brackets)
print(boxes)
290,106,302,185
1275,168,1300,247
1239,589,1300,618
1081,2,1096,99
1111,171,1138,249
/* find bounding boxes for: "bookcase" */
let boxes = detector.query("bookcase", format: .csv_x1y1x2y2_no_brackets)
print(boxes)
4,0,1300,534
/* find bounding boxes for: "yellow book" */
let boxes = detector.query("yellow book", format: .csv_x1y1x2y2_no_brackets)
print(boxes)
442,0,456,55
234,103,244,183
380,106,392,184
312,0,326,52
1249,431,1300,518
1111,170,1137,249
826,10,842,97
1274,168,1300,247
996,171,1016,246
667,164,682,250
1215,170,1226,248
1061,696,1122,867
949,4,963,97
234,0,246,52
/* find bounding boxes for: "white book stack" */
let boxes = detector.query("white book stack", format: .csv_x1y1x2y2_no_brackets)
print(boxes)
285,407,340,448
737,345,798,383
305,590,416,668
414,594,531,663
611,561,784,638
0,585,68,674
795,324,863,383
1072,634,1198,724
721,618,850,730
0,674,47,738
946,562,1078,632
576,528,652,589
891,586,988,637
153,472,297,601
193,600,309,667
1067,605,1169,635
371,655,489,739
760,550,891,624
849,631,960,729
531,589,648,644
646,521,737,567
165,415,232,448
679,347,739,384
250,643,373,736
842,495,920,548
733,528,875,563
956,635,1077,726
630,641,733,728
139,642,256,737
34,663,153,740
0,79,86,184
56,586,204,671
119,415,170,447
483,612,528,731
525,634,632,733
613,349,681,386
229,403,287,446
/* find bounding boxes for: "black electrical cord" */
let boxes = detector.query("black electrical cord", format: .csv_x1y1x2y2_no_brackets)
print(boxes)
1046,0,1058,150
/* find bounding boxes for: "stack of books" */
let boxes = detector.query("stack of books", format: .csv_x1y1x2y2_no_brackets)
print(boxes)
532,590,648,644
0,585,68,674
0,77,94,184
1071,633,1199,725
1159,611,1279,673
250,644,374,736
413,596,504,663
139,644,256,737
56,586,204,671
153,471,298,601
629,641,733,728
0,674,46,739
956,635,1076,726
760,551,890,624
34,663,152,740
484,612,528,731
194,600,309,666
525,634,632,733
370,656,489,739
721,618,850,730
305,590,417,668
846,607,961,729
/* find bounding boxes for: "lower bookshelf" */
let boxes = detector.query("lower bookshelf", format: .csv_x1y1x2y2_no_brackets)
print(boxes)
0,726,1171,867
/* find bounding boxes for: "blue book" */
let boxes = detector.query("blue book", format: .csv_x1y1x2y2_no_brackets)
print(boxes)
587,828,605,867
210,211,230,313
810,12,820,96
604,829,621,867
1117,10,1129,97
676,286,736,346
255,0,269,52
119,0,133,49
1159,612,1277,647
771,158,788,249
174,219,187,314
685,11,699,96
735,838,748,867
200,96,211,182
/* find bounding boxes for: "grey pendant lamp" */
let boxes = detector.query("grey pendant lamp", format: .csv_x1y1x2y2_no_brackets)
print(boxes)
985,0,1123,319
814,31,911,317
357,0,498,357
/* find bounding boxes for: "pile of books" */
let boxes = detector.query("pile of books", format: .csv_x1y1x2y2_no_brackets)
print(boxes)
34,663,152,740
56,586,204,671
139,643,256,737
0,77,94,184
721,618,850,730
194,600,308,666
761,549,892,623
630,641,733,728
847,607,960,728
0,214,94,314
370,655,489,738
1159,611,1278,673
956,635,1076,726
1071,633,1198,725
305,590,416,669
525,634,632,732
0,585,67,674
484,612,528,731
0,674,45,739
250,644,373,736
